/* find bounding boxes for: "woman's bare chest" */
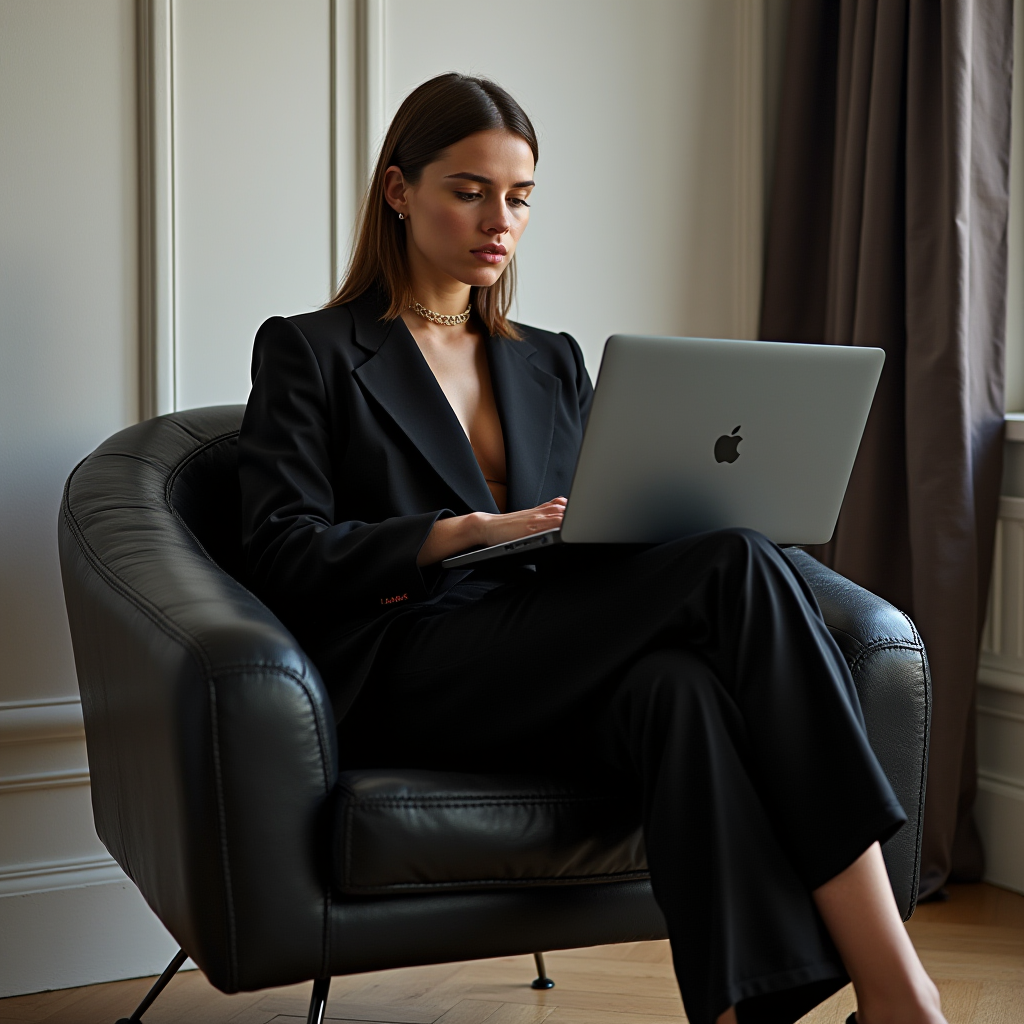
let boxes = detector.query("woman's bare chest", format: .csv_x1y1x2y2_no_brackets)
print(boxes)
414,331,508,510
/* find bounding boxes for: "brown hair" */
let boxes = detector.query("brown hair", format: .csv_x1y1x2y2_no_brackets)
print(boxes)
326,73,539,339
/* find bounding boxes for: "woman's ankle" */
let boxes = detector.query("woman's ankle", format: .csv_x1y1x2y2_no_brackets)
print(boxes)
855,973,944,1024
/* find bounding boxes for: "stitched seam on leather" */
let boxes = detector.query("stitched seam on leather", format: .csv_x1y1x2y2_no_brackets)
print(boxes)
824,624,865,649
165,430,245,573
192,666,335,975
908,645,931,918
903,610,924,648
164,429,240,503
343,801,610,812
88,451,166,467
66,452,321,709
166,415,210,444
339,869,652,893
849,633,923,651
336,790,604,803
64,497,324,695
61,490,214,675
207,681,238,988
792,550,920,652
318,733,332,976
847,639,931,919
63,443,301,682
77,503,167,516
205,660,316,675
62,467,140,875
848,639,925,676
345,799,356,891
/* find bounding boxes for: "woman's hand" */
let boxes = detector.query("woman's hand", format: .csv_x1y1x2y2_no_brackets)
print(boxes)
474,497,567,546
417,497,567,566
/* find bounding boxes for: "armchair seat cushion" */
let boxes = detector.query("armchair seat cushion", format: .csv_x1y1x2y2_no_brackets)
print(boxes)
332,770,648,895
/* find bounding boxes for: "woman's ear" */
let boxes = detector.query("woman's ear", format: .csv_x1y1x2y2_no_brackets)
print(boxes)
383,166,409,217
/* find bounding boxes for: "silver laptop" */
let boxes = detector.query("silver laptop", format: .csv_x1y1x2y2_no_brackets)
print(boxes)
441,335,884,569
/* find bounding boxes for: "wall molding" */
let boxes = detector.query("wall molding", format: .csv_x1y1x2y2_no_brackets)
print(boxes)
0,879,187,997
977,700,1024,726
979,665,1024,695
979,495,1024,686
356,0,387,195
732,0,765,340
977,481,1024,894
0,768,89,795
0,697,89,804
137,0,177,419
0,854,120,898
330,0,386,293
979,768,1024,798
330,0,344,291
0,697,84,745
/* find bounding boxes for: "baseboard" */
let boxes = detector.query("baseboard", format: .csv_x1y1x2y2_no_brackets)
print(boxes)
975,774,1024,896
0,877,195,998
0,853,123,896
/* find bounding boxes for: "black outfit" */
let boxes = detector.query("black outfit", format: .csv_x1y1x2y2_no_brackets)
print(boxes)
239,289,907,1024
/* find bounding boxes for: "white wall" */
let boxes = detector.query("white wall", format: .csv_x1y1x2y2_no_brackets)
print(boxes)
146,0,770,410
0,0,137,706
380,0,762,373
0,0,782,997
172,0,334,409
0,0,184,997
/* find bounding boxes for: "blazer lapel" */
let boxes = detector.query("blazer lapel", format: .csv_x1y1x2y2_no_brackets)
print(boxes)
487,334,561,512
353,306,500,514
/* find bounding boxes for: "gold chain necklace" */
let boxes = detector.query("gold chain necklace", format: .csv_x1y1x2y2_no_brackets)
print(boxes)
409,300,472,326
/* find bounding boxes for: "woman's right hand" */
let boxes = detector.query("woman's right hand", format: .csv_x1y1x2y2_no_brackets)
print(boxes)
417,497,567,566
474,497,567,546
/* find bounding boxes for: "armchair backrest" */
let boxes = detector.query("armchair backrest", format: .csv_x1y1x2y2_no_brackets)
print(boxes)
58,406,339,991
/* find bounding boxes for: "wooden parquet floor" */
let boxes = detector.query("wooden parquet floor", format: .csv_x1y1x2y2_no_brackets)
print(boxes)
1,883,1021,1024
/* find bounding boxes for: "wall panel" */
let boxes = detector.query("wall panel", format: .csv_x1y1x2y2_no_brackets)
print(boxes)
0,0,137,707
172,0,335,409
978,490,1024,894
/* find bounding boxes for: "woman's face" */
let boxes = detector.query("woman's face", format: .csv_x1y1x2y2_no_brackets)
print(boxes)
384,129,535,291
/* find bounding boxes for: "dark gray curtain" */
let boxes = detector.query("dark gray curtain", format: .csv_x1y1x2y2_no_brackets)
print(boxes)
761,0,1014,896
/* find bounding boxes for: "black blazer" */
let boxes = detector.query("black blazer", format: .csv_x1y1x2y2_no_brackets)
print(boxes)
239,288,594,718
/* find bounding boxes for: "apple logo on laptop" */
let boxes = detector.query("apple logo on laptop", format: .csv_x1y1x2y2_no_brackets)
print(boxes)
714,425,742,464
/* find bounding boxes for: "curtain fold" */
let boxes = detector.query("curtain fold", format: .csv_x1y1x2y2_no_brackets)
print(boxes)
761,0,1014,895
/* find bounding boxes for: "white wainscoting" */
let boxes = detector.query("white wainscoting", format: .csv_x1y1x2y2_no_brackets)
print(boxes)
978,493,1024,895
0,697,108,896
0,698,188,997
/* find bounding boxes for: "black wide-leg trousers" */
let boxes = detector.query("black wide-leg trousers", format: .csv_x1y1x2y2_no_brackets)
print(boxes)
332,529,908,1024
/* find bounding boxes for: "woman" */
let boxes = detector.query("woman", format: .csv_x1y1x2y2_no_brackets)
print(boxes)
239,73,946,1024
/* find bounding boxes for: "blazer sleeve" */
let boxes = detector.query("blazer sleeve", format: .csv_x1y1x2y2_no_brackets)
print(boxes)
238,316,451,621
561,331,595,428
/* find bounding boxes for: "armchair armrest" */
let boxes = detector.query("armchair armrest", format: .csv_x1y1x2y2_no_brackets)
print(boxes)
786,548,931,919
58,414,338,993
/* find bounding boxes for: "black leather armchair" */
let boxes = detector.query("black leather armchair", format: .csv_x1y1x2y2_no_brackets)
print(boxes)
58,406,931,1023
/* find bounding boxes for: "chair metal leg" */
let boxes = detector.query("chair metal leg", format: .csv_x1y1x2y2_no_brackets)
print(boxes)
114,947,188,1022
531,951,555,990
306,976,331,1024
